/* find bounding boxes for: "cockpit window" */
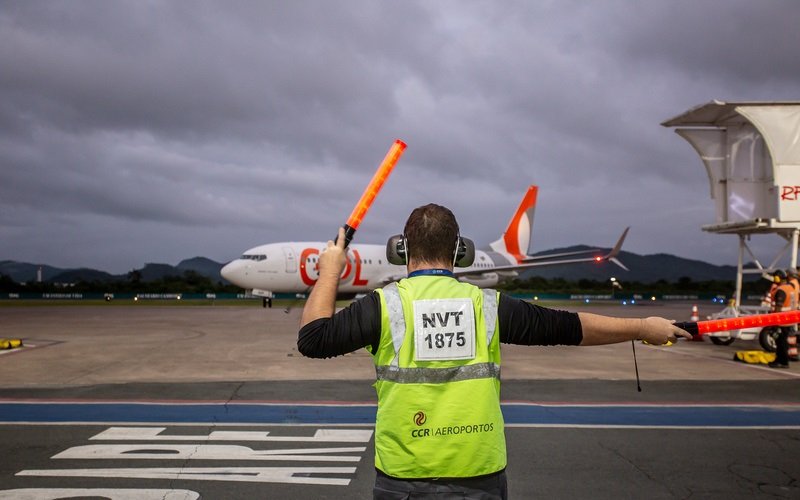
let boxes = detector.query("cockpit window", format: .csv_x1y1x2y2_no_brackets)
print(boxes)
241,254,267,261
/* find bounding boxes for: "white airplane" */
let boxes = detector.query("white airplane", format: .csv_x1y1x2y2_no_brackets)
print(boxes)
220,185,629,306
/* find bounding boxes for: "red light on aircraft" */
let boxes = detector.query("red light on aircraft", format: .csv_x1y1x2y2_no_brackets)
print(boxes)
346,139,407,231
594,256,602,262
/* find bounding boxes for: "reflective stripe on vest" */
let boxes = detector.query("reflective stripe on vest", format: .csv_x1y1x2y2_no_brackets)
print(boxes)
382,282,406,367
380,284,499,380
376,362,500,384
482,288,497,346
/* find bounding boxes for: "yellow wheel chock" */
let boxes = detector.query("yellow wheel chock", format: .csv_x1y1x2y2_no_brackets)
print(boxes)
733,350,776,364
0,339,23,350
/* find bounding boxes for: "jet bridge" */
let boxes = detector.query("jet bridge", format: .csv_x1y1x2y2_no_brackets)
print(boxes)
662,101,800,345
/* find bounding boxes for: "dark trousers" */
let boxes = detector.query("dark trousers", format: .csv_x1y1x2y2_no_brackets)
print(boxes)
776,327,790,365
374,469,508,500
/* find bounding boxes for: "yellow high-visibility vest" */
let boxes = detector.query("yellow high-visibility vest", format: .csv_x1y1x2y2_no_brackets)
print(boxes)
373,275,506,479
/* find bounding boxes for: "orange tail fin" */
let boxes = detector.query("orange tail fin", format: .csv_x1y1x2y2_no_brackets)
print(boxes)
489,185,538,263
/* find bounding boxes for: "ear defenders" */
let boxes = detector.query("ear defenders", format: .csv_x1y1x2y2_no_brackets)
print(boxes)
386,234,408,265
454,235,475,267
386,234,475,267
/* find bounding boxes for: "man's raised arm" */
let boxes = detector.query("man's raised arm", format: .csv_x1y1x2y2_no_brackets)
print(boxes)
300,226,348,328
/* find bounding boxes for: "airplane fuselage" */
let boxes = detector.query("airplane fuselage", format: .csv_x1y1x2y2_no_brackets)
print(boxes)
220,242,513,295
220,186,624,297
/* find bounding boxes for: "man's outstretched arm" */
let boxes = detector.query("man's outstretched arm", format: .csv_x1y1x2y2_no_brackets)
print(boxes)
578,313,692,346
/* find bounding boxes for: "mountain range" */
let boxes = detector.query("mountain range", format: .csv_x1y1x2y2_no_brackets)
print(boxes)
0,257,228,284
0,247,747,285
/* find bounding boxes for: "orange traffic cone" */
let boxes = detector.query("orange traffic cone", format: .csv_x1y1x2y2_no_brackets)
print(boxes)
688,304,704,340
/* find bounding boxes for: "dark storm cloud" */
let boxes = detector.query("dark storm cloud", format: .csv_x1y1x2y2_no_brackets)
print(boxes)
1,0,798,272
607,1,800,85
0,2,432,154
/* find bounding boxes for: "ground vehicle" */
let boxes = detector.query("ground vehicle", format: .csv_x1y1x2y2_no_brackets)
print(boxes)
704,301,792,352
758,327,781,352
705,302,770,347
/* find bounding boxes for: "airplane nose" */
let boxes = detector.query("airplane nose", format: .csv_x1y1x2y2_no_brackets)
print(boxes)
220,261,239,283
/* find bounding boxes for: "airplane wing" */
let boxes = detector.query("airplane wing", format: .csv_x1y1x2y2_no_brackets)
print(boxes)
454,227,630,278
520,248,603,262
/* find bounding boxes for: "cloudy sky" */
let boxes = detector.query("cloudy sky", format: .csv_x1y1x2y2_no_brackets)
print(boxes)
2,1,799,274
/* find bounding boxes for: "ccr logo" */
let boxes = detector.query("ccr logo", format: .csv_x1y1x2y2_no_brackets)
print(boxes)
414,411,426,426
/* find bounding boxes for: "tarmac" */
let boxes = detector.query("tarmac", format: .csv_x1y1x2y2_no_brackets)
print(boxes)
0,301,798,499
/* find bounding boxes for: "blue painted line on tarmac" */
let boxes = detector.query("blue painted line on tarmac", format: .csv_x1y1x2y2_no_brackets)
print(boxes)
0,403,377,424
501,404,800,427
1,402,800,427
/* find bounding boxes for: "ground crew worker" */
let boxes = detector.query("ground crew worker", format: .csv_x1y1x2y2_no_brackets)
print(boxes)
764,274,778,310
768,270,793,368
787,268,799,308
298,203,691,499
786,268,800,361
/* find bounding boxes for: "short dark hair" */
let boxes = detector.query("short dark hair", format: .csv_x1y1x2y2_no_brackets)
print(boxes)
403,204,460,265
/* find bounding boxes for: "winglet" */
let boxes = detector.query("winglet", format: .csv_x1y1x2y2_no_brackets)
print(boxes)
604,227,629,271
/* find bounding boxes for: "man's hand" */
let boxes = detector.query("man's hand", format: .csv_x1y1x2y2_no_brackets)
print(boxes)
319,226,348,279
300,226,348,328
638,317,693,345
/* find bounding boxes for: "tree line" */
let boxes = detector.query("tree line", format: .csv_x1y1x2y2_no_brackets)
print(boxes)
0,271,240,294
1,271,772,297
496,275,770,296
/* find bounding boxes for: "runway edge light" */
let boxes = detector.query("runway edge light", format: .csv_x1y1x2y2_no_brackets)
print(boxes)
341,139,407,247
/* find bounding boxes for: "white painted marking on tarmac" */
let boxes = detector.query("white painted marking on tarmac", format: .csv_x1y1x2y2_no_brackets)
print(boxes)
501,402,800,408
649,344,800,378
53,444,366,461
505,424,800,429
90,426,373,442
0,421,376,427
17,467,357,485
737,362,800,377
0,399,378,406
0,345,32,356
0,489,199,500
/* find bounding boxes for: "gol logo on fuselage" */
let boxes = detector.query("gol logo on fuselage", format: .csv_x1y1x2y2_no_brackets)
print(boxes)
299,248,369,287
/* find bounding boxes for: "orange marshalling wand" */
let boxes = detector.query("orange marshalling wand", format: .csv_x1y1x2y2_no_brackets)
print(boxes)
674,310,800,337
340,139,407,247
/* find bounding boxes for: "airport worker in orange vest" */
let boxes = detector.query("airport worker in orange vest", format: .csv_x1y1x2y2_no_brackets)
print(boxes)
768,270,794,368
787,268,800,308
787,268,800,361
298,203,691,499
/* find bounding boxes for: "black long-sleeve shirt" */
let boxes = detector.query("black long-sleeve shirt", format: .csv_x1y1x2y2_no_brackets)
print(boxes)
298,291,583,358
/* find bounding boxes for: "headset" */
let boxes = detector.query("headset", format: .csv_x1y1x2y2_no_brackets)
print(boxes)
386,233,475,267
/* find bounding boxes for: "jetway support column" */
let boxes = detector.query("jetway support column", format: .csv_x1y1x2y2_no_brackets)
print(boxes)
735,234,744,309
